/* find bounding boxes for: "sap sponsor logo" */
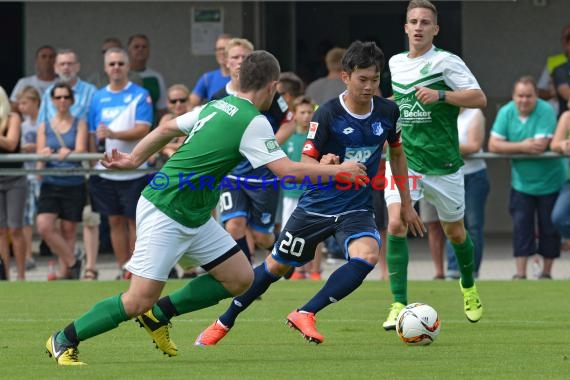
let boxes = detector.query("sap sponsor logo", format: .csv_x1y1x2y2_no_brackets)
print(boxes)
344,146,378,163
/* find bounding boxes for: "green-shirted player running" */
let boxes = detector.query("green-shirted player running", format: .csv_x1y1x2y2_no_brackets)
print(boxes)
44,51,366,365
382,0,488,330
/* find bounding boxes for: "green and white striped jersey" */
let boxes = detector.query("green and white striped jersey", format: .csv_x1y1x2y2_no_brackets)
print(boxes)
389,46,481,175
142,96,286,227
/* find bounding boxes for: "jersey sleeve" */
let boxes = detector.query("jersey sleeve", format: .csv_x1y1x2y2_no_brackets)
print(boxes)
175,106,203,134
301,106,330,160
136,90,154,125
387,106,403,148
535,101,557,138
239,115,287,169
443,54,481,91
88,92,99,133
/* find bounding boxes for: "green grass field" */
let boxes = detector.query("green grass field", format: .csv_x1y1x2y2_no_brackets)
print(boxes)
1,280,568,379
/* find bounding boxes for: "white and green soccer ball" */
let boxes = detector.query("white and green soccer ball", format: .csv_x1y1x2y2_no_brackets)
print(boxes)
396,303,441,346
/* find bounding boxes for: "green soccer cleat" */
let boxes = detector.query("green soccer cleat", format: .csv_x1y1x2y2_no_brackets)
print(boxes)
382,302,405,331
460,281,483,323
45,333,86,366
136,310,178,356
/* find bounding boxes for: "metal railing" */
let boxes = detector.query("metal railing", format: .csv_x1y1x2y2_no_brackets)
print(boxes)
0,152,567,176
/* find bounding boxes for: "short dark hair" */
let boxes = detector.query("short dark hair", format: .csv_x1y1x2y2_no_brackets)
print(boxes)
239,51,281,92
292,95,315,112
278,72,304,98
513,75,537,94
35,45,56,58
50,82,75,103
341,41,384,75
127,34,149,47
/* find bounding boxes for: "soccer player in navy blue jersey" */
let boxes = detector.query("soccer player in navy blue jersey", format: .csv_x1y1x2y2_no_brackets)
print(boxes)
194,40,424,346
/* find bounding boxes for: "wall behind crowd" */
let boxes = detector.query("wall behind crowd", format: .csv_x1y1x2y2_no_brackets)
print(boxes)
17,0,570,234
23,1,244,90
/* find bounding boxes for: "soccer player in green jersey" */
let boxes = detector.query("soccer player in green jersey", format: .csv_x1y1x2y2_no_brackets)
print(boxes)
382,0,487,330
44,50,367,365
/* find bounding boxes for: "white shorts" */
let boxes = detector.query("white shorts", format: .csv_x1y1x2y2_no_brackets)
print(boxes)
384,163,465,222
281,196,299,226
125,197,239,282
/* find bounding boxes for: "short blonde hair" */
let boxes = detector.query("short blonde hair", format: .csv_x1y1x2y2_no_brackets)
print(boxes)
225,38,254,57
167,84,190,97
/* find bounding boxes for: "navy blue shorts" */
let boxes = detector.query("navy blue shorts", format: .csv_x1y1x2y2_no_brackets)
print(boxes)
219,177,280,234
89,176,147,219
272,208,381,266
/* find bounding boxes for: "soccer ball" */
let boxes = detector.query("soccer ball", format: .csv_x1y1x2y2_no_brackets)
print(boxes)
396,303,440,346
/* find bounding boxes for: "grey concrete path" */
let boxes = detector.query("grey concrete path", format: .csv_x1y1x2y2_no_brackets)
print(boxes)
9,234,570,282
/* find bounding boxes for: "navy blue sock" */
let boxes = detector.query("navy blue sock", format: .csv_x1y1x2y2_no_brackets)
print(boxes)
219,263,280,328
235,236,252,263
300,258,374,314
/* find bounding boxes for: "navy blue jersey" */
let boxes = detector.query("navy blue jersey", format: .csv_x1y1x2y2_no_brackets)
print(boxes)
299,95,401,214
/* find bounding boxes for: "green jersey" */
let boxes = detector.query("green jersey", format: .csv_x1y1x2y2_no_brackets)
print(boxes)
389,46,481,175
142,96,286,227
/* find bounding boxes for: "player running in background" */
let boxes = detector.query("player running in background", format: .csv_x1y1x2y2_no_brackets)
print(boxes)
382,0,487,330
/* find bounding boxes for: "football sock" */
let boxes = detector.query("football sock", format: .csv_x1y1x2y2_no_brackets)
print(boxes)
151,297,178,322
219,262,280,328
387,234,409,305
236,236,253,263
165,273,233,316
300,258,374,314
71,294,129,342
451,233,475,289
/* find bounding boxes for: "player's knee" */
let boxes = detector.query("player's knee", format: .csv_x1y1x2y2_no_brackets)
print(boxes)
225,218,247,238
442,223,466,244
387,218,407,236
252,230,274,249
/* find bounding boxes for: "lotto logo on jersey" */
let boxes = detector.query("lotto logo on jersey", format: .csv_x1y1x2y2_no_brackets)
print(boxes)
307,122,319,139
344,146,378,163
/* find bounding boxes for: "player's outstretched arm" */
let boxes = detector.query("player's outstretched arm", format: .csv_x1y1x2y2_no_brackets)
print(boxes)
267,156,365,184
101,118,185,169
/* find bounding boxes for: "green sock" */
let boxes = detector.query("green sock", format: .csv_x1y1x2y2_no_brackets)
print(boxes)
73,294,129,341
451,233,475,289
164,274,233,315
387,234,408,305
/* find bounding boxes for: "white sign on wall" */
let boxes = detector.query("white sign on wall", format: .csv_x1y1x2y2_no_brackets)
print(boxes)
191,7,223,55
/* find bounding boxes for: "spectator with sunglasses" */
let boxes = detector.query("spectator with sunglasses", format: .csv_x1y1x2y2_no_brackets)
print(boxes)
87,37,143,89
36,82,88,280
159,84,191,159
88,47,153,279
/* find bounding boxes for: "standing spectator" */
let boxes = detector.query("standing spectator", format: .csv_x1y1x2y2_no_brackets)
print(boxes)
38,49,97,124
189,33,232,108
551,32,570,118
305,47,346,106
446,108,490,279
36,83,87,280
87,37,143,89
37,49,98,280
489,76,566,279
88,47,152,277
0,86,27,280
127,34,168,123
550,110,570,252
382,0,486,330
16,86,42,271
280,95,323,281
537,24,570,112
10,45,57,111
